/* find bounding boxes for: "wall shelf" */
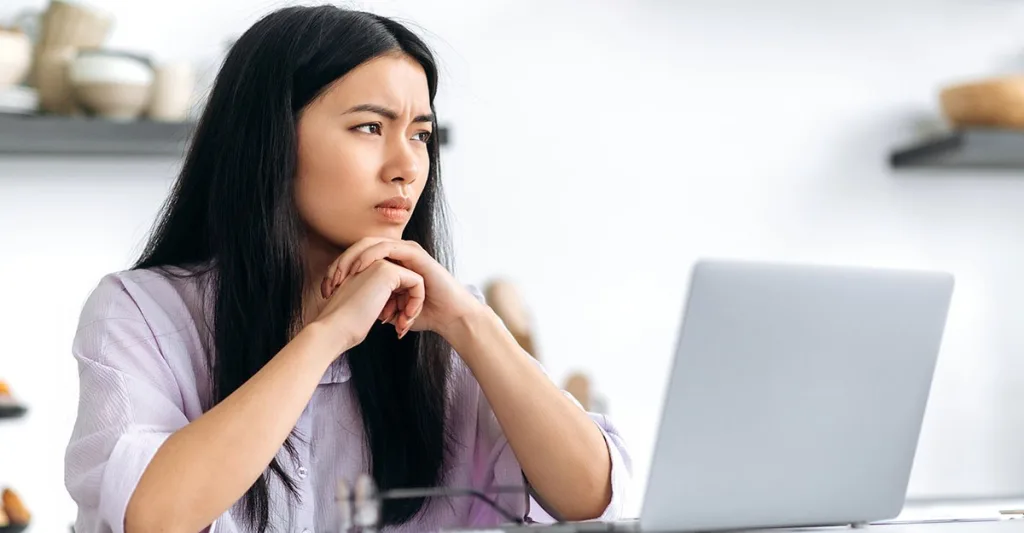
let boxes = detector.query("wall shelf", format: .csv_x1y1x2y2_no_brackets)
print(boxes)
0,114,194,156
0,114,451,157
0,404,27,420
890,128,1024,170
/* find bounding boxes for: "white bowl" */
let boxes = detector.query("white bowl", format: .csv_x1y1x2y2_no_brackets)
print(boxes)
69,50,153,86
69,50,153,120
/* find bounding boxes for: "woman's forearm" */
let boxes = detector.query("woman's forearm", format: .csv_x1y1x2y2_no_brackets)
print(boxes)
444,308,613,521
125,324,338,533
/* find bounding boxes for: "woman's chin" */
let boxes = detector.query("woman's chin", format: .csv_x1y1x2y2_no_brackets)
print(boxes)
336,228,406,248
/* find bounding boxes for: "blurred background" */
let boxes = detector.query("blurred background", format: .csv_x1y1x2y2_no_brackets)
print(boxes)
4,0,1024,530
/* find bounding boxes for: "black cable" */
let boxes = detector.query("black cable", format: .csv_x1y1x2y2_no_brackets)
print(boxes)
378,485,529,525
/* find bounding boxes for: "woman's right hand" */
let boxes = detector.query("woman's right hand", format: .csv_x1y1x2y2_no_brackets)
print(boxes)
312,259,425,352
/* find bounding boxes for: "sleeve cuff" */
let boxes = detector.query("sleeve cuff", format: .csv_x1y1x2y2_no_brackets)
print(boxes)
99,430,172,533
520,415,633,524
593,416,632,521
97,431,234,533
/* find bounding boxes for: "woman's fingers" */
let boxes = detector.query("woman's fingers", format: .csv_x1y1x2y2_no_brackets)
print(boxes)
323,237,390,298
379,296,399,324
396,291,412,338
348,241,428,280
390,267,425,339
322,246,426,339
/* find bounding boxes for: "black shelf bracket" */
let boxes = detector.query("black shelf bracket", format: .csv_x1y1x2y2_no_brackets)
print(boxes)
890,128,1024,170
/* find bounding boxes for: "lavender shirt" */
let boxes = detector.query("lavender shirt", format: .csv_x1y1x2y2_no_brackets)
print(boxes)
64,268,632,533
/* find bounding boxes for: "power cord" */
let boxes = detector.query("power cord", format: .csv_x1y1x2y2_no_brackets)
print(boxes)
336,474,532,531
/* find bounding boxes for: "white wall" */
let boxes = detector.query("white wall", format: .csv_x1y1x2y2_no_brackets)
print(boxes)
4,1,1024,530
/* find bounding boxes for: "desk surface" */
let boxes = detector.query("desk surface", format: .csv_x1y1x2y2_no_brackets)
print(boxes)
448,518,1024,533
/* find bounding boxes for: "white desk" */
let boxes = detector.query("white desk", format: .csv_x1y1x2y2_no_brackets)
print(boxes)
448,518,1024,533
858,522,1024,533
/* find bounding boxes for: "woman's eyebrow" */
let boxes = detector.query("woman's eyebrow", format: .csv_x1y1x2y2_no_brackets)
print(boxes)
342,103,434,124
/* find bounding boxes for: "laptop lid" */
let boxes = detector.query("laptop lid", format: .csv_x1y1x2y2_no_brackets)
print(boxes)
640,259,954,532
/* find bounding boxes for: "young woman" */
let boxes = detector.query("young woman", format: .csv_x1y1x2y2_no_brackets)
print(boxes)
64,5,630,533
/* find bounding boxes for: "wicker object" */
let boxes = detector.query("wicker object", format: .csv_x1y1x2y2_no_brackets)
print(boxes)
940,76,1024,129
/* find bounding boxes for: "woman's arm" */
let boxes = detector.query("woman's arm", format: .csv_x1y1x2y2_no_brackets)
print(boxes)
329,238,621,521
123,261,426,533
443,306,614,522
125,324,337,533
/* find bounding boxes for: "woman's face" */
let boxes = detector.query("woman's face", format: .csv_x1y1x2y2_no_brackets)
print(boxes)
295,52,433,253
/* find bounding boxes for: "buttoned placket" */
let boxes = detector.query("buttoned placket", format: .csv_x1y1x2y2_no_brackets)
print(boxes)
293,401,316,533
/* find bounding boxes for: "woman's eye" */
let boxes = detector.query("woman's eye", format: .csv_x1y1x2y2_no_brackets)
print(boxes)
354,123,382,135
413,131,432,143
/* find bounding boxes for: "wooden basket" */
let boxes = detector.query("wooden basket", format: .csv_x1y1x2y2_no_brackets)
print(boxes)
940,76,1024,129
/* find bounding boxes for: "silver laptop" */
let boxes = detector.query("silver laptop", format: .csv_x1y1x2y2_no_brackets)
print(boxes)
640,259,954,532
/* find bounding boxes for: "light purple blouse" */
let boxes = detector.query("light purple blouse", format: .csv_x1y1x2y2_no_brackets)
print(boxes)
64,268,632,533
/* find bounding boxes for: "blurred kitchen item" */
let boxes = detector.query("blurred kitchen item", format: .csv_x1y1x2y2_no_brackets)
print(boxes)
940,76,1024,129
29,1,113,89
0,28,31,89
38,1,112,52
564,372,592,410
69,49,153,120
0,379,12,402
0,378,27,419
0,86,38,114
483,277,611,413
0,488,29,527
483,279,538,358
35,46,76,113
148,61,195,122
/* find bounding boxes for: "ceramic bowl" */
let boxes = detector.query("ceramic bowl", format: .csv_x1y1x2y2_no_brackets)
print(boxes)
69,49,153,120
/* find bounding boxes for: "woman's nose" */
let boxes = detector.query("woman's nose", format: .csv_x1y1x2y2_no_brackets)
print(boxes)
381,139,420,185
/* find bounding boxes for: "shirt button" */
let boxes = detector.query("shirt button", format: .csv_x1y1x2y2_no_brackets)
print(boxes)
297,465,308,479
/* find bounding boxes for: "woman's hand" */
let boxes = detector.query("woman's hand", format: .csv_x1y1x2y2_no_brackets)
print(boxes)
314,257,426,352
324,237,486,340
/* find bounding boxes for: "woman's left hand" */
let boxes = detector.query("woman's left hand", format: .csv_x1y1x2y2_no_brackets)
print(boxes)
326,237,486,339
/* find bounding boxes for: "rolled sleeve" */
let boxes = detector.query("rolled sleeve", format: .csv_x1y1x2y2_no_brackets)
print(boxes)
587,410,633,521
66,350,190,533
466,353,633,525
99,429,173,533
64,275,233,533
529,392,632,523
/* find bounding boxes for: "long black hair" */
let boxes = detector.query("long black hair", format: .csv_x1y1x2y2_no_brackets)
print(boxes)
134,5,453,530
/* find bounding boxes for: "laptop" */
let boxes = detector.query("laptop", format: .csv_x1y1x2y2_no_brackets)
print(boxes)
638,259,954,532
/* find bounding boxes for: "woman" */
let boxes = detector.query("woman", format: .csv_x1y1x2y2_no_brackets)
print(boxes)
64,5,630,533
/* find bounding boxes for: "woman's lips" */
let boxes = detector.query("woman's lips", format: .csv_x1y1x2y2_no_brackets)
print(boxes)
375,196,412,223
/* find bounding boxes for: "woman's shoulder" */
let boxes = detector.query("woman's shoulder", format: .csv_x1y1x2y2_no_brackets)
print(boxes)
81,265,210,322
75,265,214,367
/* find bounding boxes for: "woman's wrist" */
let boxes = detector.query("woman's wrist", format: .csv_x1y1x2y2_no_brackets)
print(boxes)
440,304,507,365
295,320,352,367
